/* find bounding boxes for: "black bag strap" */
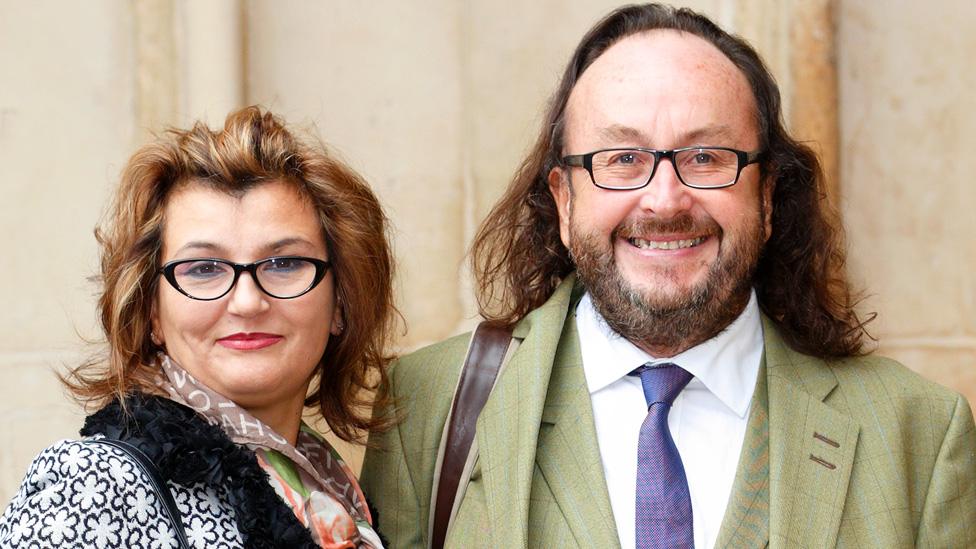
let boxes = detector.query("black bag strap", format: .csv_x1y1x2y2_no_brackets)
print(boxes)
429,322,514,549
87,438,192,549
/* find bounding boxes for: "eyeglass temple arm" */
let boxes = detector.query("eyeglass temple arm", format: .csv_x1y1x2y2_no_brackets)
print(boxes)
744,150,763,164
561,154,586,167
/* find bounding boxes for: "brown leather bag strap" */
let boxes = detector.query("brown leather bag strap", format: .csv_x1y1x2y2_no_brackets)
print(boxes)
429,322,514,549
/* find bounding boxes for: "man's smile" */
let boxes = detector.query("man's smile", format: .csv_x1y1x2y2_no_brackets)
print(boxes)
627,236,708,250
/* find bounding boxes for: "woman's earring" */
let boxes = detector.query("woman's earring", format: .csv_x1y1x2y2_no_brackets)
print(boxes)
150,331,162,346
334,319,344,335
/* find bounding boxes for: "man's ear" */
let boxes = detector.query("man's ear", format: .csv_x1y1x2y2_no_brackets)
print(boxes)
548,167,572,247
761,176,776,243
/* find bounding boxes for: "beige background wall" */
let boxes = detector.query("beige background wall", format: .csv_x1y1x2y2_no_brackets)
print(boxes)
839,0,976,402
1,1,973,504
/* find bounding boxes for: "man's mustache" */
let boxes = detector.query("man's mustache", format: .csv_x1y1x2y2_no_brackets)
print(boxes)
612,213,722,239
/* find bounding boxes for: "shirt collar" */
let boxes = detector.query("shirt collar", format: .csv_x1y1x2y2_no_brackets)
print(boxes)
577,290,763,419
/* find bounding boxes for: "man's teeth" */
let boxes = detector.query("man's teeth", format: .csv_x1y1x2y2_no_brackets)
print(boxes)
628,236,706,250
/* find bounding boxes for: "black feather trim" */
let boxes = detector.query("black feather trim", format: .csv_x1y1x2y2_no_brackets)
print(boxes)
81,393,319,549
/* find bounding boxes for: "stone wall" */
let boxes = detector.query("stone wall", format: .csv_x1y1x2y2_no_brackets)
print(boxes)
839,0,976,407
1,0,973,504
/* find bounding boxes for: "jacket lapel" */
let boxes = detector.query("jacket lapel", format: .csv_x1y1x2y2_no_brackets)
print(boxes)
474,277,578,548
535,304,620,548
476,276,618,547
763,317,859,548
714,359,770,548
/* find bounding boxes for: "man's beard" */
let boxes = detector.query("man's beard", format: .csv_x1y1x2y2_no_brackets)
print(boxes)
569,210,764,357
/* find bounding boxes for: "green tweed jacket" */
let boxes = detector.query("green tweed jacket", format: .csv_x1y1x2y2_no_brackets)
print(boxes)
361,277,976,548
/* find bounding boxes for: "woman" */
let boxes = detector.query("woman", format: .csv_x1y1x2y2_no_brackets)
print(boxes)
0,107,395,548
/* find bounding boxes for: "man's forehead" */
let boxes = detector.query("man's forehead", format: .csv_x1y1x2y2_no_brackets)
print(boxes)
577,30,746,91
564,29,757,145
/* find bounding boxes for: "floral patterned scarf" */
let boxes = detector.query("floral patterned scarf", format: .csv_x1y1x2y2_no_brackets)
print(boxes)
156,355,383,548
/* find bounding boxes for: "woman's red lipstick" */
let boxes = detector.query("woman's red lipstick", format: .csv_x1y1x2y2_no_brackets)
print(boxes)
217,332,283,351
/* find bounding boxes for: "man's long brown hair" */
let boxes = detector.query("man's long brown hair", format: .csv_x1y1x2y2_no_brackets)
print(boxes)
471,3,872,358
63,106,398,442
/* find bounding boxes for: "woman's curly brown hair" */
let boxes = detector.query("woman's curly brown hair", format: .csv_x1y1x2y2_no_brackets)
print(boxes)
63,106,398,442
471,3,873,358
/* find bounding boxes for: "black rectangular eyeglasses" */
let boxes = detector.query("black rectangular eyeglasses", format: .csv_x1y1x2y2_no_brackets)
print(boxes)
561,146,763,190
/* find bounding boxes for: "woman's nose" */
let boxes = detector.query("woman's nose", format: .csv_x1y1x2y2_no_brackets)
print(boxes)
225,272,271,316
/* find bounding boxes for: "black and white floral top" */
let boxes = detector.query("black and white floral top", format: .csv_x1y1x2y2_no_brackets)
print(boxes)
0,357,385,548
1,437,242,548
0,392,336,548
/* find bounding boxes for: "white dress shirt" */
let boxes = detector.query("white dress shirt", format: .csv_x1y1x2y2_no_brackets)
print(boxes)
576,290,763,549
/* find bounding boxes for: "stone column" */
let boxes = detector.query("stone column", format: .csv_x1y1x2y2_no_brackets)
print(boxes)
133,0,179,138
133,0,245,133
789,0,839,201
734,0,840,202
181,0,245,126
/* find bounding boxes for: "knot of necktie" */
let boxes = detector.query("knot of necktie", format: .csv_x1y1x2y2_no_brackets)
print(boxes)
630,362,693,409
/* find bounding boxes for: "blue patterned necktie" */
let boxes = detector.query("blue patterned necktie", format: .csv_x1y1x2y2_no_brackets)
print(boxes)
631,362,695,549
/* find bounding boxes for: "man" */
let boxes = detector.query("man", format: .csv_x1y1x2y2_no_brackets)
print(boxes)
361,4,976,548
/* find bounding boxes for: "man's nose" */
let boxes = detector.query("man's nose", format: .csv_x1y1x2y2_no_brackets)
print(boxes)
636,157,694,216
